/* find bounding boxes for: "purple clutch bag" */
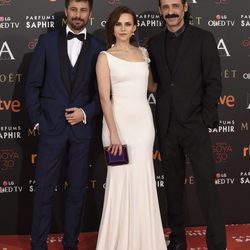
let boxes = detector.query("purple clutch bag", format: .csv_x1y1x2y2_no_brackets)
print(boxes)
103,145,129,166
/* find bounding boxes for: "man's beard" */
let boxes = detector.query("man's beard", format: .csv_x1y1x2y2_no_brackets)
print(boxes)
68,18,87,31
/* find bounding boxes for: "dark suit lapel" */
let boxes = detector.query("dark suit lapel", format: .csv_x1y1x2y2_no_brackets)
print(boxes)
172,25,193,77
58,27,71,93
71,34,91,98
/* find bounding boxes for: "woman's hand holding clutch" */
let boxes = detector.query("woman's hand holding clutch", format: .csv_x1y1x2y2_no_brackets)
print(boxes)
109,132,123,156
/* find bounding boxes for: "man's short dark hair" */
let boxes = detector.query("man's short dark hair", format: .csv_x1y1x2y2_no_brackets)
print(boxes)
65,0,93,10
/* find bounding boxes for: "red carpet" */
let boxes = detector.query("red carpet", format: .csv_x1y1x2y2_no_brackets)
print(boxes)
0,224,249,249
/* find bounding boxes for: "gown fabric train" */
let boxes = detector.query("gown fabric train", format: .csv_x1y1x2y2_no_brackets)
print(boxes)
96,49,166,250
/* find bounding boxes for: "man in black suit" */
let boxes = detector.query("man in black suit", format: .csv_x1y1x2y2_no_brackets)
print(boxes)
26,0,105,249
148,0,226,249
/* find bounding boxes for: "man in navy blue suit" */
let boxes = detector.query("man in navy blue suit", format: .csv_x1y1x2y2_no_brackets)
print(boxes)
26,0,105,249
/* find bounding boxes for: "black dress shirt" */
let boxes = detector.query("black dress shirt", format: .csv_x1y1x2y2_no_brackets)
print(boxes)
165,25,185,75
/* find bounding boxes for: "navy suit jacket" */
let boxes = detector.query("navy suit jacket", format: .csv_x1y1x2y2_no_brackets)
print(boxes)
26,27,106,139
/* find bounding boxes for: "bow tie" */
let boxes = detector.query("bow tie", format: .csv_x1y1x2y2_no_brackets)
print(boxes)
67,31,85,41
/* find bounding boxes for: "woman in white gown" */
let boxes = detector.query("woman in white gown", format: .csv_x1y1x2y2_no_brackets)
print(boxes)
96,6,166,250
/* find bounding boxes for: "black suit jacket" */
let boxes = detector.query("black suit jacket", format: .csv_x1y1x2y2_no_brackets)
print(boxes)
148,24,222,137
26,27,106,139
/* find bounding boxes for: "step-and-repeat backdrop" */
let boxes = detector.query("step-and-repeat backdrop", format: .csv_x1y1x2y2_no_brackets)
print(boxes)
0,0,250,234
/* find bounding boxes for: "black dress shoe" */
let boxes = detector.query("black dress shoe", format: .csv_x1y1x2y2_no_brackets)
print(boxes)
167,241,187,250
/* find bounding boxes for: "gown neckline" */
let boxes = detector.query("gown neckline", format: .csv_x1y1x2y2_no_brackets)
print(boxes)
104,51,146,63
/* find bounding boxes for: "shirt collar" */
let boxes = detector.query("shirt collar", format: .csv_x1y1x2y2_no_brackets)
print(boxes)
167,24,186,39
66,25,87,40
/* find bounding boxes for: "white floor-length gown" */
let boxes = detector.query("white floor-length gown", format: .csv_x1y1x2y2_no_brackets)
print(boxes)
96,48,166,250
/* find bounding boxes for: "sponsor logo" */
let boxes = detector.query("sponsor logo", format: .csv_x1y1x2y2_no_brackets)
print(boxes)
0,16,20,29
185,175,195,185
0,73,22,84
148,93,156,105
0,126,22,139
25,15,55,29
222,69,237,79
89,17,95,26
243,145,250,157
215,173,235,185
212,143,232,164
243,72,250,80
208,15,235,27
240,172,250,184
189,16,203,26
88,179,97,189
47,236,63,244
0,41,15,60
0,98,21,112
148,94,237,107
240,14,250,27
218,95,235,107
156,175,165,188
103,14,161,28
137,13,162,27
101,21,106,27
28,38,38,50
209,120,235,133
0,180,23,193
28,128,40,137
242,37,250,49
186,229,206,237
217,38,231,57
0,149,19,171
232,235,250,243
28,179,59,192
104,14,162,28
58,16,94,28
61,17,67,27
28,180,35,192
241,123,248,131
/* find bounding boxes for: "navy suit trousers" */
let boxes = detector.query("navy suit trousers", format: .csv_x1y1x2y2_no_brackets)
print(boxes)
31,126,91,249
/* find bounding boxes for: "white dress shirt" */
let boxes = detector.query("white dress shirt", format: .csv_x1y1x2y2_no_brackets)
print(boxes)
66,25,86,67
66,25,87,124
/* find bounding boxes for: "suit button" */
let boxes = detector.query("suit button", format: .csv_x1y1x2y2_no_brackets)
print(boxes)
170,82,174,86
